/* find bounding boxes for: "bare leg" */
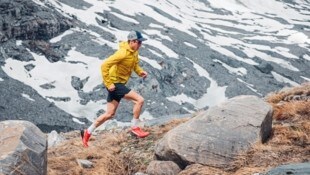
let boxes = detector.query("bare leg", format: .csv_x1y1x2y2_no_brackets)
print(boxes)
124,90,144,119
94,100,119,127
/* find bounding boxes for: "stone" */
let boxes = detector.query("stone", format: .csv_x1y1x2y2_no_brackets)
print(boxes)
76,159,93,168
48,130,65,147
264,162,310,175
155,95,273,169
0,120,47,175
146,160,181,175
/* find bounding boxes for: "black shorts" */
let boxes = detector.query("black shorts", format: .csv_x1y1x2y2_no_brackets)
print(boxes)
106,83,131,102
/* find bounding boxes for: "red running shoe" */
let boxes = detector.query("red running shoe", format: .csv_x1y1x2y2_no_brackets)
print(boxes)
80,129,91,147
131,126,149,138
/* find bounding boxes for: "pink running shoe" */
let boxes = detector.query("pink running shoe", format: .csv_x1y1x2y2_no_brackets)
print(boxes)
131,126,149,138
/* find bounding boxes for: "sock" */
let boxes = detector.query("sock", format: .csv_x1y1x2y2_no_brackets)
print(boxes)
131,118,141,127
87,123,96,134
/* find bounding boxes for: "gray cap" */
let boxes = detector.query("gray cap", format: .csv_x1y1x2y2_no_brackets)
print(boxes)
127,31,147,41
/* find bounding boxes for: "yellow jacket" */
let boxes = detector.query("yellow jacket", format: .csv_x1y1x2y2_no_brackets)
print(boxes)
101,41,144,88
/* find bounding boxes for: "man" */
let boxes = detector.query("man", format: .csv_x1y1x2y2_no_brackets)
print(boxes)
81,31,149,148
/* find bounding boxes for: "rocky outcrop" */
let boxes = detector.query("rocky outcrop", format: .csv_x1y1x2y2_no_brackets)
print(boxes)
0,120,47,175
154,95,273,169
0,0,73,42
264,162,310,175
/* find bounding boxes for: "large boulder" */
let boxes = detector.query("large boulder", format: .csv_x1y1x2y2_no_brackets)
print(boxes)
0,120,47,175
155,95,273,169
264,162,310,175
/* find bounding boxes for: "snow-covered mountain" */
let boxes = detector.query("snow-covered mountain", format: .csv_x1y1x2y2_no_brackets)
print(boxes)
0,0,309,132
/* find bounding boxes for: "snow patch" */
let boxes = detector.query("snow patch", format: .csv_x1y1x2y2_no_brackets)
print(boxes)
16,40,22,46
140,56,162,70
72,118,85,125
21,93,35,101
271,71,299,87
213,59,247,76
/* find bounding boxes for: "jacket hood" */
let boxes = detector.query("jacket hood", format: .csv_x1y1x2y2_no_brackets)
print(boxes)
119,41,135,52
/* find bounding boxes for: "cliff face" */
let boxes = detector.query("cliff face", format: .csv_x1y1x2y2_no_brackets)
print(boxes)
0,0,84,133
0,0,72,42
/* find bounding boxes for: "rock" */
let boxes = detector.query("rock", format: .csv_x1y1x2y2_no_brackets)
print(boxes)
0,0,73,42
155,95,273,169
178,164,228,175
0,120,47,175
146,161,181,175
76,159,93,168
254,62,274,74
48,130,65,147
264,162,310,175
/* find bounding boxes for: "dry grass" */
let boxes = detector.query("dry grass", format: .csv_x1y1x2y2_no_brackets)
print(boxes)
48,83,310,175
47,118,189,175
230,83,310,174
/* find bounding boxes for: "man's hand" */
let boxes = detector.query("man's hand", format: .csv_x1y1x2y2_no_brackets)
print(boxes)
108,84,115,91
140,71,148,79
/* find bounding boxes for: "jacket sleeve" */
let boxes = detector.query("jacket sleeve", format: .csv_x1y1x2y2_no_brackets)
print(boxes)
133,57,144,76
101,49,126,88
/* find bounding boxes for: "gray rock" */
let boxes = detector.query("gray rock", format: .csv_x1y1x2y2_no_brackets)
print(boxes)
48,130,65,147
146,161,181,175
154,95,273,169
264,162,310,175
0,120,47,175
0,0,72,41
76,159,93,168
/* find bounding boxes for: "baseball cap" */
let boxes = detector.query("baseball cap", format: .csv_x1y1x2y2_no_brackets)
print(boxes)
127,31,147,41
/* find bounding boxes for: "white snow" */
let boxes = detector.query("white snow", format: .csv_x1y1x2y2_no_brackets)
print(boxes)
300,76,310,82
145,40,179,59
167,93,196,106
213,59,247,76
50,29,74,43
144,29,172,42
16,40,22,46
148,48,163,58
110,12,139,24
21,93,35,102
72,118,85,125
149,23,164,28
287,32,309,44
0,78,3,81
189,59,227,108
303,54,310,61
271,71,299,87
184,42,197,48
139,56,162,70
237,78,262,96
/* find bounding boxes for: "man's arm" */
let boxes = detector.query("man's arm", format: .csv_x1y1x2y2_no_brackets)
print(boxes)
133,57,146,78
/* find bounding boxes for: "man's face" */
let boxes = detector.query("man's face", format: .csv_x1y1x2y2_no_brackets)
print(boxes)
129,40,142,51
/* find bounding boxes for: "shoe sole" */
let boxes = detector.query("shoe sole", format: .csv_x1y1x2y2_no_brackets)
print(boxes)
131,130,149,138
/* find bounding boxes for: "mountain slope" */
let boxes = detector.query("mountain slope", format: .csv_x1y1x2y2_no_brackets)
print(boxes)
0,0,309,132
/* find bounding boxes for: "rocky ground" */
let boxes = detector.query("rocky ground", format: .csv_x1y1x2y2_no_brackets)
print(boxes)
47,83,310,175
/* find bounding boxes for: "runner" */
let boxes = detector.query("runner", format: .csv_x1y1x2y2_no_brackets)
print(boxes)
81,31,149,147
